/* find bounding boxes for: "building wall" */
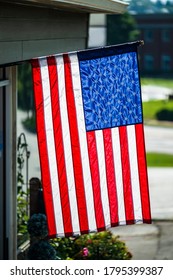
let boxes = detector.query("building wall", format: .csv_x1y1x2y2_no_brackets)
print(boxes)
88,14,106,48
0,1,89,260
0,2,89,65
135,14,173,75
0,0,126,260
0,66,17,260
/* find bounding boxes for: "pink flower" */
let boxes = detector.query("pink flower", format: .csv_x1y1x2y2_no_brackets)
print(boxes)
82,247,89,257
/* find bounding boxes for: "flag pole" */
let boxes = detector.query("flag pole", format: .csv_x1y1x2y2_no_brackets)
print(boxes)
138,40,144,46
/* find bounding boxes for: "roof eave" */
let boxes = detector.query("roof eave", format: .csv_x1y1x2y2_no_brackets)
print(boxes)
1,0,128,14
50,0,128,14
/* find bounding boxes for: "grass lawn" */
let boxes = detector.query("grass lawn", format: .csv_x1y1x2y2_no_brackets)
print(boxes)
141,77,173,89
143,99,173,121
146,152,173,167
141,77,173,123
142,78,173,167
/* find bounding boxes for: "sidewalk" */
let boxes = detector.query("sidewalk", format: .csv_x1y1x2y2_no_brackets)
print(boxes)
111,167,173,260
111,221,173,260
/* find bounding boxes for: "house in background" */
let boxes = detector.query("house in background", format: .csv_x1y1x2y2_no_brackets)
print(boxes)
89,1,173,75
0,0,128,260
135,13,173,75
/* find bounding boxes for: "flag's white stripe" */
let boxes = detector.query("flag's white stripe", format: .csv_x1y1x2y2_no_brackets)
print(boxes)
56,55,80,234
111,127,126,225
127,125,143,222
95,130,111,227
69,53,97,232
39,58,64,235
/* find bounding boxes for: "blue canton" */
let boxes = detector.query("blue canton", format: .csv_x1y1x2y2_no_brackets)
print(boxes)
79,52,142,132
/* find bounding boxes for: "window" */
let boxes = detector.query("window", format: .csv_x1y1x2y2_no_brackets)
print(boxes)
144,55,154,71
144,30,153,42
162,30,170,42
161,55,171,71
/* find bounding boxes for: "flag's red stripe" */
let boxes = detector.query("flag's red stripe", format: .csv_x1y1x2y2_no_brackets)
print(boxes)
135,124,151,222
86,131,105,231
119,126,135,224
63,54,89,234
31,59,57,236
47,56,73,235
103,129,119,226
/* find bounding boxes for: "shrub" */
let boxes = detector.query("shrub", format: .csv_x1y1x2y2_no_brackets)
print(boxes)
51,231,132,260
22,116,36,133
156,109,173,122
72,230,132,260
50,236,75,260
28,240,57,260
27,214,132,260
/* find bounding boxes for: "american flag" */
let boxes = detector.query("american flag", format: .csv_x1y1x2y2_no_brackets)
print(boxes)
31,42,151,238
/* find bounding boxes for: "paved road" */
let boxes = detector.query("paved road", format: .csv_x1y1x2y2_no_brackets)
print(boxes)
144,125,173,155
149,167,173,220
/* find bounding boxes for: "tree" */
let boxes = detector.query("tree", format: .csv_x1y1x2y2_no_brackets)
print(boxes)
18,63,34,119
18,62,36,133
107,13,140,46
